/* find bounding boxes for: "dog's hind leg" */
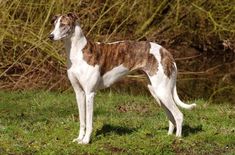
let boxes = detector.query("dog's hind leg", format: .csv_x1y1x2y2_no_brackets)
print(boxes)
148,74,183,137
148,84,176,135
168,120,175,135
156,87,183,137
148,84,161,106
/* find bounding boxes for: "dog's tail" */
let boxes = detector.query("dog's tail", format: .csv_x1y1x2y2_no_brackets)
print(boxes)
173,85,196,110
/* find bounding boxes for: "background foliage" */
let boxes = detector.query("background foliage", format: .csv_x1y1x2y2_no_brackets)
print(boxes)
0,0,234,101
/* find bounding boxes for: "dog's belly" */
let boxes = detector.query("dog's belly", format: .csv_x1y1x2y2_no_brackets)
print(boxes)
98,64,129,89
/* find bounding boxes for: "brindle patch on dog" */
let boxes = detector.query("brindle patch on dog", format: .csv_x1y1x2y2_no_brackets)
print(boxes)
60,13,77,26
159,47,175,78
51,13,78,28
51,15,60,24
82,41,158,76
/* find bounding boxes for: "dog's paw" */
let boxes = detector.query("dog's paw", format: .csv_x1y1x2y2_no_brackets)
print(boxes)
72,137,82,143
72,137,90,144
79,136,90,144
78,139,89,144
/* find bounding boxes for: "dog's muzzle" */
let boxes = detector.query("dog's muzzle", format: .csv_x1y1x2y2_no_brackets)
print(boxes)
48,34,54,40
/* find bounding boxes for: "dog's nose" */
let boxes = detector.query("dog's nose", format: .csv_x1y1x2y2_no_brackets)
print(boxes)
48,34,54,40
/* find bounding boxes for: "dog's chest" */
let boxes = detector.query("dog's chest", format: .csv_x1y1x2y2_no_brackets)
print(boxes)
67,51,100,89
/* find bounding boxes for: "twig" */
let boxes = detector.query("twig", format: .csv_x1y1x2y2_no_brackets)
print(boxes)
87,1,122,36
136,0,169,35
175,54,202,61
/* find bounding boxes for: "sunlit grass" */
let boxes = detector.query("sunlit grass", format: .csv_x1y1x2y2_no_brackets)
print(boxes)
0,91,234,154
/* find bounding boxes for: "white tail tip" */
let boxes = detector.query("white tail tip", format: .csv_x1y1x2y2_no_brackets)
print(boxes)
188,103,197,110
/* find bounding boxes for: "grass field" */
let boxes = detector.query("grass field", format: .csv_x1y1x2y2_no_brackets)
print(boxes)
0,91,234,154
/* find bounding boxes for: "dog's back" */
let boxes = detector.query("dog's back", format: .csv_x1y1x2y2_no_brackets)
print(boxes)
82,41,159,76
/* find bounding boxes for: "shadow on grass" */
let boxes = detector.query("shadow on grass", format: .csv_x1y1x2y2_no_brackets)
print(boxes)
182,124,203,137
96,124,137,136
161,124,203,137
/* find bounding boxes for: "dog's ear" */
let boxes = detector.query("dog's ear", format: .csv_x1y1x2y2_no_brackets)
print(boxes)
67,12,78,21
51,15,60,24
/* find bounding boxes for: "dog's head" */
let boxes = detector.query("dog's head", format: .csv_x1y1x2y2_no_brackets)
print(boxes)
49,13,78,40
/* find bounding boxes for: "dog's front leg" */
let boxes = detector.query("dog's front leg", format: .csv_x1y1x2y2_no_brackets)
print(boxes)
72,90,86,143
68,71,86,143
80,92,95,144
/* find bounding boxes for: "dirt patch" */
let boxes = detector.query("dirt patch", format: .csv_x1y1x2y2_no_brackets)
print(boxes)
104,144,127,153
172,140,234,155
116,100,151,114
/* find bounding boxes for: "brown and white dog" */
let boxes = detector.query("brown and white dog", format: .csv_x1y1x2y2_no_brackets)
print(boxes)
49,13,196,144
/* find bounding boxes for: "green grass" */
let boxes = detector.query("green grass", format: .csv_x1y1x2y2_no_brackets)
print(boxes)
0,91,234,154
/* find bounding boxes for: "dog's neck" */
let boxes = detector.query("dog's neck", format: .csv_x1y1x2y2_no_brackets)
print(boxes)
64,24,87,67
